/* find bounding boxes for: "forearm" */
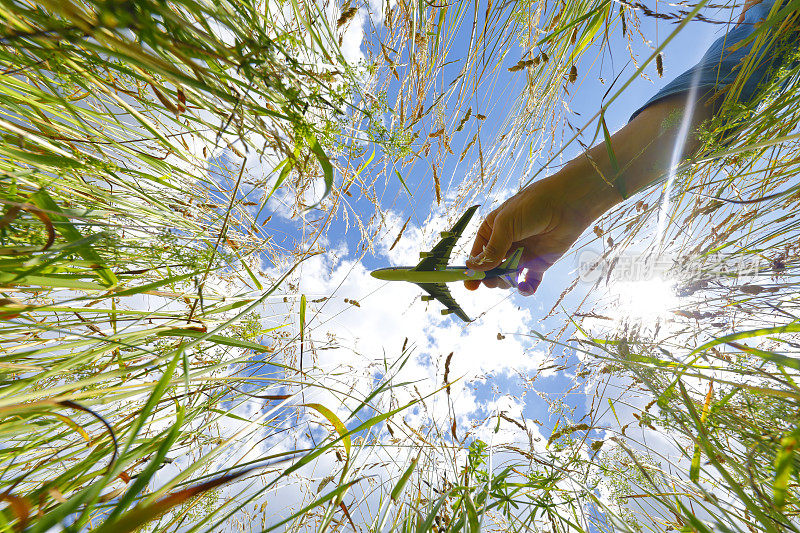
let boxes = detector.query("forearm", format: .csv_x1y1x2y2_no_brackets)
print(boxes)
562,94,715,219
468,1,778,295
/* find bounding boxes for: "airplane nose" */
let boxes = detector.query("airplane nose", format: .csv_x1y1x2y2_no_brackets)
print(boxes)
370,269,386,280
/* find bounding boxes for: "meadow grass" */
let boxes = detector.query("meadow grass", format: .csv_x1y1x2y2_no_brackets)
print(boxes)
2,0,800,531
0,0,390,529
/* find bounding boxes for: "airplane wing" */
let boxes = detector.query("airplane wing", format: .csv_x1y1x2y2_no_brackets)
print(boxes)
418,282,472,322
413,205,479,272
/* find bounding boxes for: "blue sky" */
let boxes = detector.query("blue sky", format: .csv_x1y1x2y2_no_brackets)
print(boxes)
199,2,753,525
289,0,747,440
335,2,741,426
219,1,745,411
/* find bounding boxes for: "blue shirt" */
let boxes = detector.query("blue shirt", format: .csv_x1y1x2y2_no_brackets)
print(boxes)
631,0,789,120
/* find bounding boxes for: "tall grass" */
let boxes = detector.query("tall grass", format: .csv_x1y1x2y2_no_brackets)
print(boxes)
3,0,800,531
0,0,406,529
534,2,800,531
367,1,800,532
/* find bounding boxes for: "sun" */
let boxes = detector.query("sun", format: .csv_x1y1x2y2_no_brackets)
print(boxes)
607,277,679,322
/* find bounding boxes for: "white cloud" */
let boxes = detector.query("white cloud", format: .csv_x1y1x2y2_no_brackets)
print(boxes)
340,11,366,64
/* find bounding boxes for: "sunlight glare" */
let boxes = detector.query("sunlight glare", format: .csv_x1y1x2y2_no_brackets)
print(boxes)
656,68,703,246
608,277,678,322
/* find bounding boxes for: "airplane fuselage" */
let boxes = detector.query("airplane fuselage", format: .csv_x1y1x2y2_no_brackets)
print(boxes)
370,205,520,321
370,265,515,284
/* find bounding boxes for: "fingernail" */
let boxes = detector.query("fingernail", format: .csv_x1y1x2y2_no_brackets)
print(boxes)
466,253,483,266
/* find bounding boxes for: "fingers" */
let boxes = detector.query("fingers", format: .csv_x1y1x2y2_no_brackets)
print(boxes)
465,214,512,272
464,213,495,291
517,269,543,296
466,270,538,293
483,276,503,289
464,261,516,291
468,220,489,260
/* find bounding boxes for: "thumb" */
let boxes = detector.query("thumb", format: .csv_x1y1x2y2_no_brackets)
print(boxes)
467,218,512,271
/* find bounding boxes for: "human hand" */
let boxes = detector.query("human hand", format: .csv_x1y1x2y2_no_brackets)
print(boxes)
464,171,618,295
462,93,699,295
461,85,713,297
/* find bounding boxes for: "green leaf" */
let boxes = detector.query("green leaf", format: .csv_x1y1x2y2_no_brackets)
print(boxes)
30,188,118,287
607,398,620,425
156,329,269,352
464,490,480,532
199,299,255,316
345,378,392,422
395,170,413,197
122,350,182,455
309,137,334,202
353,148,375,180
677,381,777,531
773,428,800,509
600,114,623,198
690,444,701,483
692,323,800,361
300,293,307,344
262,478,365,533
0,272,108,290
13,233,103,280
260,157,294,214
568,1,611,63
391,453,420,501
300,293,306,371
112,272,195,298
282,398,419,482
537,1,609,47
209,409,252,423
416,492,452,533
304,403,350,457
28,352,184,533
105,407,185,523
95,467,254,533
235,250,263,290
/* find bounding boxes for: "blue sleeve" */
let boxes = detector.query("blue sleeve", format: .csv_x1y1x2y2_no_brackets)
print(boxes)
630,0,787,121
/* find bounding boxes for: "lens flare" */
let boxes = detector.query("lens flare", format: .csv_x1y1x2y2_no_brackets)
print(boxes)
656,68,703,246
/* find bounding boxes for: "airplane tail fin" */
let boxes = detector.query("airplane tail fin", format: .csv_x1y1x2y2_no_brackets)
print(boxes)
499,247,523,271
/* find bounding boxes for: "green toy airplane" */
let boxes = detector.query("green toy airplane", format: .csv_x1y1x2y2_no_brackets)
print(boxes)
370,205,523,322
